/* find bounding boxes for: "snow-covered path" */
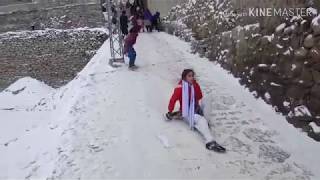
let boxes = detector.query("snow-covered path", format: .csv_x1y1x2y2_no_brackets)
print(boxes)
1,32,320,179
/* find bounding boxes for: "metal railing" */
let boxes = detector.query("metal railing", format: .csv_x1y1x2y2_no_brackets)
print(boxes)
105,0,124,67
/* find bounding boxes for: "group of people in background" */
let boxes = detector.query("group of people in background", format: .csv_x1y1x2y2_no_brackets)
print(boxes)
120,5,161,36
121,1,161,69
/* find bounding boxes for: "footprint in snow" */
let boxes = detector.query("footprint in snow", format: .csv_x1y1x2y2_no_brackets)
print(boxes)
4,138,18,147
49,124,58,130
157,134,171,149
23,160,37,169
88,144,104,153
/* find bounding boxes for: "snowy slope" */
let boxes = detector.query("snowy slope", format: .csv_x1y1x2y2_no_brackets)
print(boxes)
0,32,320,179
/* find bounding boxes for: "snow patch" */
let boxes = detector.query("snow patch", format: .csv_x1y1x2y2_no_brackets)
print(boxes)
270,82,282,87
283,101,290,108
309,122,320,134
157,134,171,148
283,49,291,55
258,64,268,67
289,105,312,117
0,77,53,110
264,92,271,101
276,44,284,49
264,34,274,42
307,7,318,16
275,23,286,33
312,15,320,26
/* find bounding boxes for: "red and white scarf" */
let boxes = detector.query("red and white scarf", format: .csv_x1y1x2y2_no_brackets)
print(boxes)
182,80,195,129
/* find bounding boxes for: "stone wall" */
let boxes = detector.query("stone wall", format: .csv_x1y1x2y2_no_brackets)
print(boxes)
231,0,307,32
164,0,320,140
0,0,32,6
0,29,108,90
0,3,105,33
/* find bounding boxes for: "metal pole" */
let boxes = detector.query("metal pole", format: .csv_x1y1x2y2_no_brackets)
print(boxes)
106,0,125,67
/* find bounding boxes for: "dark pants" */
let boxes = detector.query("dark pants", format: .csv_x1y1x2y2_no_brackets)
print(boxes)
152,21,159,32
146,25,152,32
128,46,136,67
121,26,128,36
195,105,204,116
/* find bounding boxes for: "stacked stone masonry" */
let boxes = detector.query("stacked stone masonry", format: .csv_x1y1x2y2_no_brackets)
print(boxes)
0,0,104,33
0,29,108,91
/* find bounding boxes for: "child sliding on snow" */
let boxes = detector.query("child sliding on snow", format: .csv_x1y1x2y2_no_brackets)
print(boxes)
166,69,226,152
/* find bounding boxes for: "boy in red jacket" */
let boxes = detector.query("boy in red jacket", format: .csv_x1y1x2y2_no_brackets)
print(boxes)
166,69,226,152
124,27,139,69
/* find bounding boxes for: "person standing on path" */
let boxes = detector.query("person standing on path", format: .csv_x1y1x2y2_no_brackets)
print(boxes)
120,10,129,36
124,27,139,69
151,12,161,32
166,69,226,152
144,8,152,32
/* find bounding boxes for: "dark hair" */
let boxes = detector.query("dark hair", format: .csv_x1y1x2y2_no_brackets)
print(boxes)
122,10,126,14
181,69,195,80
130,25,141,33
129,27,134,33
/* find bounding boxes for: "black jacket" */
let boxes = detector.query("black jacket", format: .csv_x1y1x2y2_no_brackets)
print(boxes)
120,15,128,28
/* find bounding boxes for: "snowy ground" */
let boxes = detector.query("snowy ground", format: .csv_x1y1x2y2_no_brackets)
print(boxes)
1,32,320,179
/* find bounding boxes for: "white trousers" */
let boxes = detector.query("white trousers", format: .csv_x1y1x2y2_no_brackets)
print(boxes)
193,114,214,144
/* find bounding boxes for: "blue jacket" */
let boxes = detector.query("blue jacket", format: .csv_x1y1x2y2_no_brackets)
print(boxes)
151,12,160,22
144,9,152,20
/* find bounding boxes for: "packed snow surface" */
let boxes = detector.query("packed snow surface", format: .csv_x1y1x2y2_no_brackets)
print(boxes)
1,32,320,179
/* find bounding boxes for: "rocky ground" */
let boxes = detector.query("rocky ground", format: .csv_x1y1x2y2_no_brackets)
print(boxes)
0,28,108,91
0,2,105,33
